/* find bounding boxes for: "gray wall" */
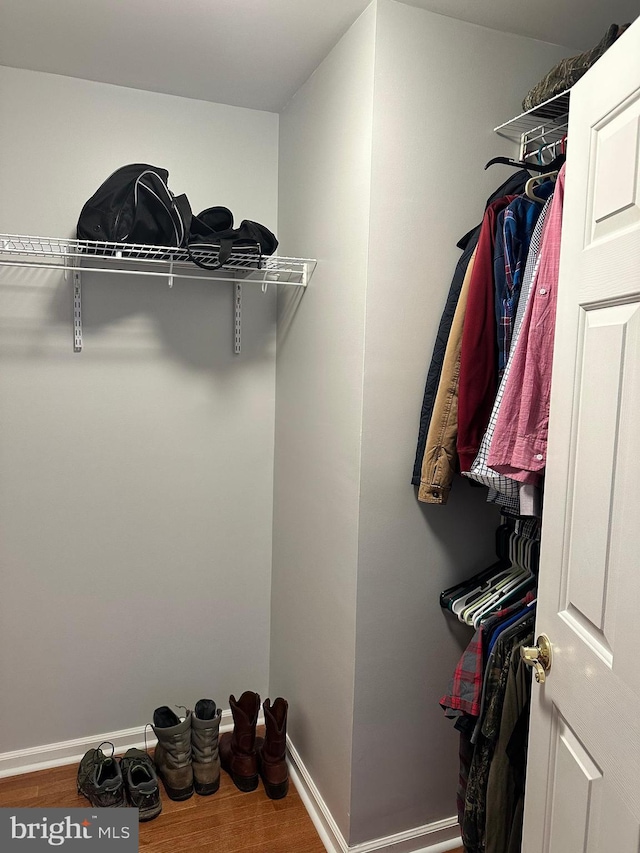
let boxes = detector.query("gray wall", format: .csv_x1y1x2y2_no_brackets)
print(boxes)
274,0,572,846
350,2,573,843
0,67,279,751
271,3,376,839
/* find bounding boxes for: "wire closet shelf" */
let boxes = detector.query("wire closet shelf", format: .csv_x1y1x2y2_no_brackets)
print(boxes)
0,234,316,288
0,234,317,354
494,89,570,162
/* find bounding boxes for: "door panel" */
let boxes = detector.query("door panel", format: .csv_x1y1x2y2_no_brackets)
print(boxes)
590,94,640,241
523,20,640,853
564,302,640,658
547,714,602,853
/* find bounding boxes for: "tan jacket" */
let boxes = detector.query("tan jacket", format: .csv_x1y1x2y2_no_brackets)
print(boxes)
418,248,477,504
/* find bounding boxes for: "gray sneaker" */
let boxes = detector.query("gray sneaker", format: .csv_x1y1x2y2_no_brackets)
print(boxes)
120,749,162,821
77,742,125,808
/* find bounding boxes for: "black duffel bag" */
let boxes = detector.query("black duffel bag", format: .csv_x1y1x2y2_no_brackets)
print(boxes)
187,206,278,270
77,164,192,248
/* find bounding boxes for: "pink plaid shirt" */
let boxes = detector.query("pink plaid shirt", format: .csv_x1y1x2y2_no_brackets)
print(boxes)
488,166,566,485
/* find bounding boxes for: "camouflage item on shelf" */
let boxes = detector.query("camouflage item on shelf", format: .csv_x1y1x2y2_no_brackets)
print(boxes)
522,24,621,111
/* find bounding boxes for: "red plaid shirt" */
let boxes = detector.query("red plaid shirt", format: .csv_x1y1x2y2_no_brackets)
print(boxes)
441,628,484,717
440,593,535,718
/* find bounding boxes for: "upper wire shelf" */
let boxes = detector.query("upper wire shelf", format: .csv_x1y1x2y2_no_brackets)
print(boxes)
0,234,317,288
494,90,570,142
494,90,570,162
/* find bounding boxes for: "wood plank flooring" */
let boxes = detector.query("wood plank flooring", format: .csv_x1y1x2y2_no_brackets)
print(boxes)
0,753,465,853
0,754,325,853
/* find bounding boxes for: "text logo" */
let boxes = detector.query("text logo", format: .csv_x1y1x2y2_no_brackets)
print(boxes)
0,809,138,849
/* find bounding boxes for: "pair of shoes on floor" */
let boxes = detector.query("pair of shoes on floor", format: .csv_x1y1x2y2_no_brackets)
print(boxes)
77,741,162,822
220,691,289,800
151,699,222,801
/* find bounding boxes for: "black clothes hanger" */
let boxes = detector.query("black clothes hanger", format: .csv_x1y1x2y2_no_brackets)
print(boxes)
484,152,567,174
439,521,513,612
484,156,548,173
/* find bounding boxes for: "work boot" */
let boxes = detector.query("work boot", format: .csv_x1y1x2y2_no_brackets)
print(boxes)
192,698,222,796
257,697,289,799
219,691,260,792
151,706,193,801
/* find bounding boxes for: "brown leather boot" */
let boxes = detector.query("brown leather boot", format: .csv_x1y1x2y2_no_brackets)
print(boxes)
219,691,260,792
257,697,289,799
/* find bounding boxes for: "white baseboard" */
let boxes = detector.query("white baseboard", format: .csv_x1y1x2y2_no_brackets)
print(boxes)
0,710,265,779
286,736,462,853
286,735,347,853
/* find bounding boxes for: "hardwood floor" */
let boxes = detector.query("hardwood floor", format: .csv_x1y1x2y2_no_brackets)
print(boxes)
0,754,465,853
0,756,325,853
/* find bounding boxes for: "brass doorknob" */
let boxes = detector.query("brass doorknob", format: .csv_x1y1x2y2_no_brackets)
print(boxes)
521,634,552,683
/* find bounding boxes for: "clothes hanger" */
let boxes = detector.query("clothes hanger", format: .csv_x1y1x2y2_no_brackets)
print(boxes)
440,520,514,610
524,148,567,196
485,574,536,615
455,568,519,622
462,534,529,624
470,568,530,627
441,519,531,622
440,559,507,611
483,156,548,174
525,169,559,202
452,569,516,620
468,528,541,626
469,523,541,625
516,534,524,570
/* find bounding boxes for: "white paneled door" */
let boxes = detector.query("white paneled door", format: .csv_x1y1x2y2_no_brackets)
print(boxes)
522,20,640,853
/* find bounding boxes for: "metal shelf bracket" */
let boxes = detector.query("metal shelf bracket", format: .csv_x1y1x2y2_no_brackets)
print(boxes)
73,270,82,353
234,281,242,355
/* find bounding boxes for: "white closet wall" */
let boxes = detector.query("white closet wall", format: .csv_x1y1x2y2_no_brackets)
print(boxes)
274,1,572,847
272,3,377,836
0,67,278,751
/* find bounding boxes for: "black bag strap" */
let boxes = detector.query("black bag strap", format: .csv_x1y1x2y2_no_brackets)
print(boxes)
171,193,192,247
185,237,263,271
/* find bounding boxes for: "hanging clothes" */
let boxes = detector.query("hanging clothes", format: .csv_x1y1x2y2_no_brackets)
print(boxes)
488,165,566,484
463,194,554,511
457,195,517,474
440,600,531,832
411,170,531,486
418,248,477,504
495,183,555,375
484,651,533,853
461,618,534,853
439,517,540,853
